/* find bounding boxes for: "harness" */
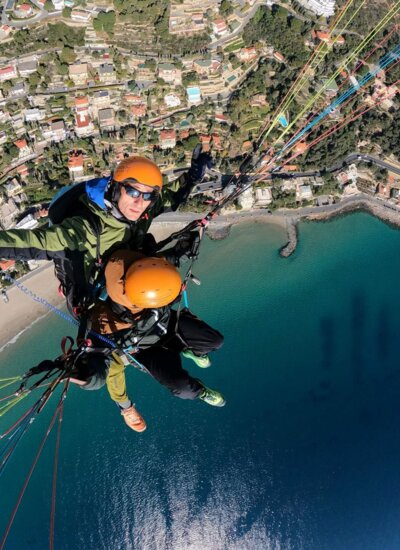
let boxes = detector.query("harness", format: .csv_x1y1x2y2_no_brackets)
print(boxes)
48,182,105,344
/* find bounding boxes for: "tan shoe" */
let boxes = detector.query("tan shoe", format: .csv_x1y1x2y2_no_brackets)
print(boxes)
121,405,147,432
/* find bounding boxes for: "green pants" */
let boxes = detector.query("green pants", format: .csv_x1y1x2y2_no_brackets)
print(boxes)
82,351,129,403
106,353,129,403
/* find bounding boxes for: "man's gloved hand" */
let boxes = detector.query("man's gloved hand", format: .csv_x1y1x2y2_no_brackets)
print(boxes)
163,230,200,266
187,144,213,184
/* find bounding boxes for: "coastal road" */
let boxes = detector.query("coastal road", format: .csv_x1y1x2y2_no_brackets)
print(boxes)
274,153,400,179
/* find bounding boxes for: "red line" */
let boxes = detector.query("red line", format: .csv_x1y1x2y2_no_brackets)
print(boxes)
0,404,35,440
281,78,400,168
0,404,61,550
274,25,398,161
49,402,64,550
259,0,355,141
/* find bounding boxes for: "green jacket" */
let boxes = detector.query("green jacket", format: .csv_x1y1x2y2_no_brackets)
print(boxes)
0,173,190,311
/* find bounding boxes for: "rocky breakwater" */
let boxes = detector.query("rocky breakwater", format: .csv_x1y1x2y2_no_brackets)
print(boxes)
279,218,298,258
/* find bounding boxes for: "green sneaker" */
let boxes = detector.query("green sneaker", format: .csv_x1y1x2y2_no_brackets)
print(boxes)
182,349,211,368
199,386,226,407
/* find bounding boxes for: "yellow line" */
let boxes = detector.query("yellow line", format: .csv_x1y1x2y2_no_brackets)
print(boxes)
263,0,364,141
273,1,400,147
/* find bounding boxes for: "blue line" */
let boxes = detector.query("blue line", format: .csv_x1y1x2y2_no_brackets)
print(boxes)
278,43,400,156
183,290,189,309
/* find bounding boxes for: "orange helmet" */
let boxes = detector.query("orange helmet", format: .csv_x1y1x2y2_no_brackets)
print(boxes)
113,156,163,190
124,257,182,308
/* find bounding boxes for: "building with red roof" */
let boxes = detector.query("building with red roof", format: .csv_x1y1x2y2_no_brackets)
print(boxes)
159,129,176,150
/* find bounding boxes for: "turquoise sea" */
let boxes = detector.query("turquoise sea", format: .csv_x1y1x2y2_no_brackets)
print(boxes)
1,212,400,549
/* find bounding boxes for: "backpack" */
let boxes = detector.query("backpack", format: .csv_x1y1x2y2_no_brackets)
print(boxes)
48,181,103,320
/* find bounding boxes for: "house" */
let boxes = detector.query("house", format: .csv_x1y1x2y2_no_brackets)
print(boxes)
215,113,229,124
294,141,308,155
10,81,25,98
75,111,94,137
0,65,17,82
124,94,143,105
69,63,88,86
158,63,182,86
92,90,110,110
0,25,11,39
255,187,272,206
250,94,267,108
74,95,95,137
199,134,211,152
211,133,222,150
4,179,23,197
193,59,212,76
337,171,349,186
130,104,147,118
0,199,19,229
74,95,89,110
295,0,335,17
273,51,285,63
71,9,91,22
0,259,16,272
238,188,254,210
237,47,257,63
159,129,176,150
50,120,67,142
212,19,228,36
16,164,29,179
324,78,339,97
296,184,313,201
14,3,33,17
68,152,85,181
164,93,181,108
15,138,32,158
186,86,201,105
98,108,115,129
312,30,345,47
98,64,115,83
18,59,37,77
24,108,45,122
15,214,38,230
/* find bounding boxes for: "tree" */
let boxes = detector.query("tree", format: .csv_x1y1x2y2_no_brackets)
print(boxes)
220,0,233,17
45,0,54,11
62,6,72,18
60,45,76,64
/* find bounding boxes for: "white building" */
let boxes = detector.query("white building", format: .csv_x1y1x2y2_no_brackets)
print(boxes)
255,187,272,206
164,93,181,108
295,0,336,17
0,65,17,82
238,188,254,210
296,184,313,201
24,108,46,122
15,214,38,230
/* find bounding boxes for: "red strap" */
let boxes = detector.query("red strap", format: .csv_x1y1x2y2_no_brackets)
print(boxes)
60,336,74,357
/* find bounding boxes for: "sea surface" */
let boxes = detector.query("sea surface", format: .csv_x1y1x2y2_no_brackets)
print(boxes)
1,212,400,550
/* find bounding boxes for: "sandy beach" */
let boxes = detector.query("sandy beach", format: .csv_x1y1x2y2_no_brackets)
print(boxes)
0,262,64,351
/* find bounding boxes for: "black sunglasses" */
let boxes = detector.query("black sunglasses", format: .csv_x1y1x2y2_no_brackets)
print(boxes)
120,183,158,201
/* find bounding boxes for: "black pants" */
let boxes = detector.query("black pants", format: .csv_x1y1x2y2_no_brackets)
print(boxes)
135,309,224,400
84,309,224,401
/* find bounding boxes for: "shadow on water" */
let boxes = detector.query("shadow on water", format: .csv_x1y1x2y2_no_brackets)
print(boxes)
308,317,335,404
376,305,391,363
319,317,335,372
351,292,366,390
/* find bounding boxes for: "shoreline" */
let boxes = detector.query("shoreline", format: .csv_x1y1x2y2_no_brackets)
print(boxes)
1,194,400,350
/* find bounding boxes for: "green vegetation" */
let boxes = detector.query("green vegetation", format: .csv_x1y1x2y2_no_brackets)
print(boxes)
224,39,244,53
243,5,313,67
93,11,116,36
220,0,233,17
